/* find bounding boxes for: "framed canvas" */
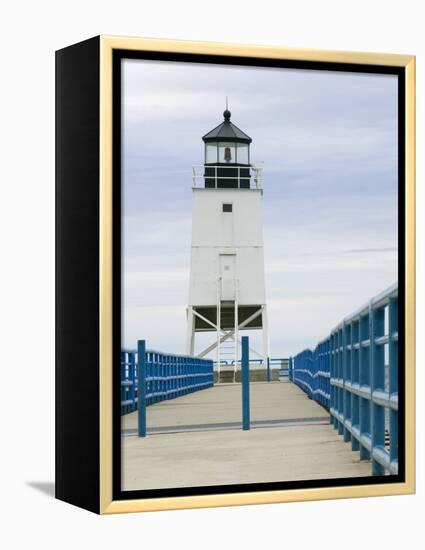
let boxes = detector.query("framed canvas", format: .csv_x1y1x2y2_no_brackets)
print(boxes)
55,36,416,514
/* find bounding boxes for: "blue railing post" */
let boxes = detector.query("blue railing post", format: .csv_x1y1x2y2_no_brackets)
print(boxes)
337,327,343,435
121,351,127,415
342,322,351,443
330,333,335,425
241,336,250,431
137,340,147,437
266,357,270,383
371,302,385,476
359,311,371,460
351,321,360,451
129,351,136,413
389,296,398,471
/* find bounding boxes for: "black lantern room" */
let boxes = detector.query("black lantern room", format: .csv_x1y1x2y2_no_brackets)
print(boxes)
202,109,252,189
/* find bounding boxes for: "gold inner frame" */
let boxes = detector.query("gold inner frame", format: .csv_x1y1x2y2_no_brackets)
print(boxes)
99,35,416,514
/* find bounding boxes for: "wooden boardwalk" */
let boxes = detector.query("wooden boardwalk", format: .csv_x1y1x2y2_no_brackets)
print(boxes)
122,380,371,491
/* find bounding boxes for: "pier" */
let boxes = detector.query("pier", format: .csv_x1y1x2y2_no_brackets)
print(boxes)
120,284,398,492
121,381,370,491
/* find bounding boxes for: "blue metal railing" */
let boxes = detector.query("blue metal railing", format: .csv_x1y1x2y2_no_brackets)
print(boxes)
121,345,214,416
291,283,399,476
292,345,331,409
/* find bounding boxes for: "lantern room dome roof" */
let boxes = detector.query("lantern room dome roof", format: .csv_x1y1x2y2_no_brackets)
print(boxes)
202,110,252,143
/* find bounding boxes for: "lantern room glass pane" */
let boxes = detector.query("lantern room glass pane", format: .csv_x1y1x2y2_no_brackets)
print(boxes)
237,143,249,164
206,144,217,163
218,142,236,163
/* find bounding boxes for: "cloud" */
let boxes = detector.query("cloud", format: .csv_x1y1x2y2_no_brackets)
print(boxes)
122,58,398,356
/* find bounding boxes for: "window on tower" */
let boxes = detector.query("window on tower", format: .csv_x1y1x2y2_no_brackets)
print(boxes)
222,203,233,212
205,143,217,163
236,143,249,164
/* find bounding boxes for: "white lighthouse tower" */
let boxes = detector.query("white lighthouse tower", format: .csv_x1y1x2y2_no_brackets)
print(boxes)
187,107,269,378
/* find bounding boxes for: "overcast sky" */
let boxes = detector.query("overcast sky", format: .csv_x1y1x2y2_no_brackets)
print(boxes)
122,58,398,357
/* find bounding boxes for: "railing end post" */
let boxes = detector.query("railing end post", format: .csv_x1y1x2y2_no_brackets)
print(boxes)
137,340,147,437
242,336,250,430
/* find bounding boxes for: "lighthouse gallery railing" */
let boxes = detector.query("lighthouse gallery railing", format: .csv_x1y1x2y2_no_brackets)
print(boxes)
191,164,263,189
291,283,399,476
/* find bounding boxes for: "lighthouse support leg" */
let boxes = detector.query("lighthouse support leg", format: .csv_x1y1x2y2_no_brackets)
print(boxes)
234,288,239,383
186,307,195,356
262,305,270,383
216,281,221,384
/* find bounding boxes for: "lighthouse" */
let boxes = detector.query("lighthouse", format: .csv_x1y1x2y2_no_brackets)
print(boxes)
187,107,269,378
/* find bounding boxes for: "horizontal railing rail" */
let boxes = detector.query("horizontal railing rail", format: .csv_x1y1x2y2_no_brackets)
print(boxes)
121,345,214,416
290,283,398,476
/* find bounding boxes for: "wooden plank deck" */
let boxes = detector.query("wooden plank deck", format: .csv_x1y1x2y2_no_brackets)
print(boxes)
121,380,371,491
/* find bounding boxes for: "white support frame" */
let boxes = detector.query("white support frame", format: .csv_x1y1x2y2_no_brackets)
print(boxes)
196,306,263,358
186,292,269,383
262,305,270,368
